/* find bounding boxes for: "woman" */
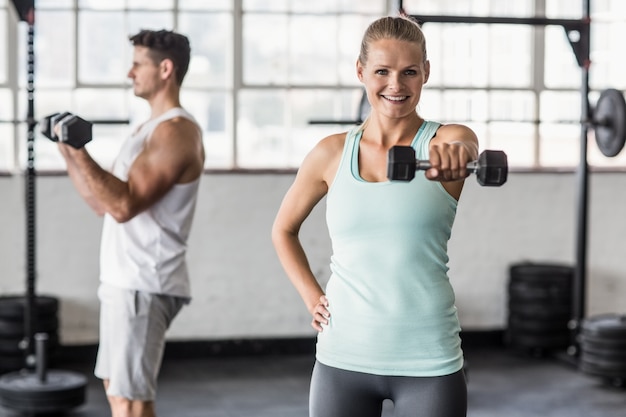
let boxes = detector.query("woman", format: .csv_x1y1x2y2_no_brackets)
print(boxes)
272,15,478,417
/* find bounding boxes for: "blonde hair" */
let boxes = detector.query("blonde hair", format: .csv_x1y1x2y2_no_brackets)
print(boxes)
358,15,428,66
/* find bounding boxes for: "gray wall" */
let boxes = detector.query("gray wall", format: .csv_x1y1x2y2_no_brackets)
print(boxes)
1,171,625,345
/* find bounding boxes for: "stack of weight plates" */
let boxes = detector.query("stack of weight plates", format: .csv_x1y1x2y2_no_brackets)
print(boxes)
0,295,59,373
579,314,626,387
506,263,574,355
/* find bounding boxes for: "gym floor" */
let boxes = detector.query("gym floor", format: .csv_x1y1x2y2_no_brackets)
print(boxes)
0,343,624,417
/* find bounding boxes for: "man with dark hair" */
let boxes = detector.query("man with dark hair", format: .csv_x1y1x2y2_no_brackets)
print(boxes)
57,29,205,417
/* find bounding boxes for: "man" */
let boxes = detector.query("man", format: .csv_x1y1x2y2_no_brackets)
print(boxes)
57,29,205,417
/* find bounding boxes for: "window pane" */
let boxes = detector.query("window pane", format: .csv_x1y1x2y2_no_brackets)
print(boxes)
290,0,339,13
287,89,355,166
338,15,375,85
0,88,13,172
590,21,626,90
540,91,580,123
78,12,127,84
74,89,130,120
544,26,579,88
86,125,130,169
441,90,488,122
489,122,536,166
243,0,288,12
243,15,288,85
78,0,124,9
33,11,74,88
489,26,532,87
37,0,73,7
489,91,536,122
338,0,384,14
127,0,173,10
546,0,583,18
539,124,579,167
289,16,338,85
179,12,231,88
34,90,73,119
128,12,173,36
0,10,5,83
181,90,231,168
0,124,13,170
237,90,286,167
179,0,232,10
306,88,364,125
440,24,489,87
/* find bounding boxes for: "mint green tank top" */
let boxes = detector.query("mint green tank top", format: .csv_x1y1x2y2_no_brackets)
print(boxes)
317,121,463,376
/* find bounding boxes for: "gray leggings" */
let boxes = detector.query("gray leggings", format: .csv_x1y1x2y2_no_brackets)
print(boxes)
309,361,467,417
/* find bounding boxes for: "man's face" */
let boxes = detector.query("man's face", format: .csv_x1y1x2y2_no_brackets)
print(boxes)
127,46,162,100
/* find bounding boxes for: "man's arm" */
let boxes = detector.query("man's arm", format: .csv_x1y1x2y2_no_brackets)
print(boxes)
59,117,203,223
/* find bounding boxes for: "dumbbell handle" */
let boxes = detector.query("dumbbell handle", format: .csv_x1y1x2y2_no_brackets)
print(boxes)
413,160,480,172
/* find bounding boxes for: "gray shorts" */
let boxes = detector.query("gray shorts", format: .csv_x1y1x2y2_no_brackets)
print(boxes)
94,283,186,401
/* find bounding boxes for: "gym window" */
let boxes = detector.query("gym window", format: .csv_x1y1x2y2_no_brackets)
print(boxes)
1,0,626,173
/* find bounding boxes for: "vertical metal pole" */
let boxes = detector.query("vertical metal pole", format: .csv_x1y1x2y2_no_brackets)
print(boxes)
570,0,591,356
24,5,37,368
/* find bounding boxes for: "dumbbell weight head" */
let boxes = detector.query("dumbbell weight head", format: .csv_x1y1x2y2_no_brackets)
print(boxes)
40,112,72,141
56,115,93,149
476,150,508,186
387,146,416,181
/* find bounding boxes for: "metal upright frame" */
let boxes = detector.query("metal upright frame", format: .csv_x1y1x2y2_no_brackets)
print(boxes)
402,1,593,357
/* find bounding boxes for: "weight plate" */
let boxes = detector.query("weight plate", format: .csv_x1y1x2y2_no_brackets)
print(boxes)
508,315,569,332
0,316,59,338
594,88,626,157
508,301,571,318
581,313,626,338
0,296,59,320
0,370,87,413
507,331,570,348
509,284,572,303
509,263,573,286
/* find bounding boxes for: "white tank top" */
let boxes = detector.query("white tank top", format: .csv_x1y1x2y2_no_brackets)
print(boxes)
99,107,201,298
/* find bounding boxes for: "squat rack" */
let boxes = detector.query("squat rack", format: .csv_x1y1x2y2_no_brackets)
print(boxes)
402,1,593,357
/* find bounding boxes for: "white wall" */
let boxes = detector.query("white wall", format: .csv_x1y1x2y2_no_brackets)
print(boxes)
1,171,625,345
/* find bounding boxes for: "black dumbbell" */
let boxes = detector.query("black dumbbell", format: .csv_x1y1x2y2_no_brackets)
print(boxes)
40,112,93,149
387,146,508,186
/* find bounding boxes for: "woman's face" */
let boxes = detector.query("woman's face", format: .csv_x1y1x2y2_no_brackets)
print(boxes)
357,38,430,121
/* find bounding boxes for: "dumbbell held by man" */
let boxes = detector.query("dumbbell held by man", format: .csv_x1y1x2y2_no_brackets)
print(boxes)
41,112,93,149
387,146,508,186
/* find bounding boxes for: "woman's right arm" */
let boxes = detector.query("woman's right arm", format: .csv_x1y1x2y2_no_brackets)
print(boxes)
271,134,343,331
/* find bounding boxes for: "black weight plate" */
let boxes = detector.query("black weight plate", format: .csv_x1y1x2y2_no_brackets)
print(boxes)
509,263,573,285
0,370,87,405
579,333,626,349
508,315,569,332
0,333,60,355
0,296,59,320
581,314,626,338
508,284,572,303
580,360,626,378
508,301,571,318
0,316,59,337
594,88,626,157
581,344,626,360
507,332,570,348
0,354,24,374
476,150,508,186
